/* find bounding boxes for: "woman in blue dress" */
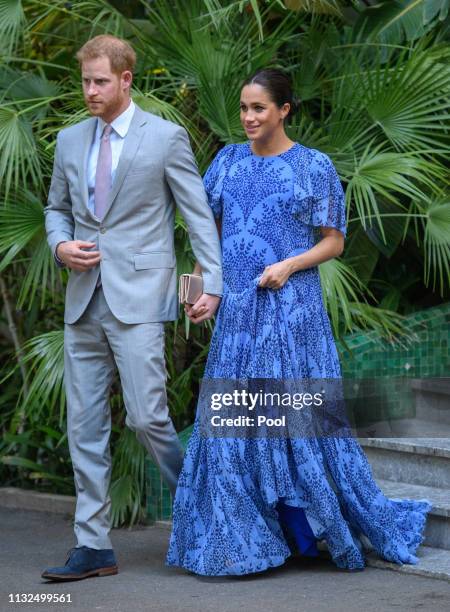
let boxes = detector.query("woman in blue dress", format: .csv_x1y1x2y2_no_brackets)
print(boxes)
166,69,431,576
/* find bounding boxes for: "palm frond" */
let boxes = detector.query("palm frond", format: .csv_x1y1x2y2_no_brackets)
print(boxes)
362,46,450,152
319,256,367,336
26,0,128,39
342,226,380,286
320,255,414,342
132,89,201,145
342,301,413,346
357,0,450,44
145,0,297,142
423,197,450,295
345,142,445,240
17,236,57,309
18,330,65,426
200,0,286,40
0,108,42,196
1,455,72,486
0,192,58,307
110,428,146,527
0,67,61,108
0,192,44,269
110,473,144,527
0,0,25,53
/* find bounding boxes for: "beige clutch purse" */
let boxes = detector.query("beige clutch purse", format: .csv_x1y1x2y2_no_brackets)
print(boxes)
179,274,203,305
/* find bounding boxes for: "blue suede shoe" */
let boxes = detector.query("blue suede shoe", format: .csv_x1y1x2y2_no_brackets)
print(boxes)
41,546,118,581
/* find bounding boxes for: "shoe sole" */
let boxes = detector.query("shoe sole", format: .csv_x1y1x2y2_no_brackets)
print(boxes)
41,566,118,581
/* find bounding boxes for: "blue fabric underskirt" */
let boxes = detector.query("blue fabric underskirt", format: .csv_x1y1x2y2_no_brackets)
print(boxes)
277,502,319,557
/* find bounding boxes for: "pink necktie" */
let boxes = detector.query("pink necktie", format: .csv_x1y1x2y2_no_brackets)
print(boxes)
94,124,113,219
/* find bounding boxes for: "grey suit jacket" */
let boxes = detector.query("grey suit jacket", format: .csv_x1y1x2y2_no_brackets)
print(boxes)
44,104,223,324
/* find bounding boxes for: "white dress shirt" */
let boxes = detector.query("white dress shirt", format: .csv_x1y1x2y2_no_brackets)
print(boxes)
87,99,136,217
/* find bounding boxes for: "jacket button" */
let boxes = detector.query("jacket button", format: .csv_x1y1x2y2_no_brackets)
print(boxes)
100,227,106,234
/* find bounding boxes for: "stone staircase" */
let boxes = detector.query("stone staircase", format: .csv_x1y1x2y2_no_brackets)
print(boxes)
358,379,450,582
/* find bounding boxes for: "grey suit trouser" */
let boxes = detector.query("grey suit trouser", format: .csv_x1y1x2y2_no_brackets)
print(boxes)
64,285,184,550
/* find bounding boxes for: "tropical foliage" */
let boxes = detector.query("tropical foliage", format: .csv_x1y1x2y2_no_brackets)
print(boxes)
1,0,449,525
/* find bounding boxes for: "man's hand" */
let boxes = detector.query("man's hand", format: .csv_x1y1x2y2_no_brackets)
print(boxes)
56,241,101,272
259,260,293,290
185,294,221,324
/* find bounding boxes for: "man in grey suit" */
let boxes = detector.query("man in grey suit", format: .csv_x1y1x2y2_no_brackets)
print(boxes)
42,35,222,581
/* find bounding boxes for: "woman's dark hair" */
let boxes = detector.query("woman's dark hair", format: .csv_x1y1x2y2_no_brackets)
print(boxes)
243,68,300,122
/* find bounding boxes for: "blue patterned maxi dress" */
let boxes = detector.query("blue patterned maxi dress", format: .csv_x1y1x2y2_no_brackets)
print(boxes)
166,142,431,575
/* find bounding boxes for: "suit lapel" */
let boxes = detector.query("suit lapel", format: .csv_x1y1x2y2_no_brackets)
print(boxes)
102,105,148,220
78,117,97,221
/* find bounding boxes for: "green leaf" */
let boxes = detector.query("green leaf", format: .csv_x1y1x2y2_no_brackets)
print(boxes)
284,0,341,15
343,226,380,286
345,143,443,240
0,0,25,53
110,428,146,527
0,192,44,268
1,455,71,483
319,257,368,337
0,191,58,307
19,330,65,426
423,198,450,294
145,0,297,142
356,0,450,44
0,108,42,196
362,47,450,152
132,89,201,144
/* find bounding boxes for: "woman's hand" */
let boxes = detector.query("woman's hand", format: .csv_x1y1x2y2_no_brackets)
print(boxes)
259,260,293,290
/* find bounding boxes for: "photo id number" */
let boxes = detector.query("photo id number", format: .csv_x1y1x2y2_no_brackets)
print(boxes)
9,594,72,604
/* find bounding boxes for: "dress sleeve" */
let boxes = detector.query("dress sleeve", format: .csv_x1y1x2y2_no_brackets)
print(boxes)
292,150,347,237
203,145,232,218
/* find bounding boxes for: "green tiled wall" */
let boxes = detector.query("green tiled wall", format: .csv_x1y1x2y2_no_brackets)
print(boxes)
337,303,450,378
146,424,193,522
336,302,450,424
146,302,450,521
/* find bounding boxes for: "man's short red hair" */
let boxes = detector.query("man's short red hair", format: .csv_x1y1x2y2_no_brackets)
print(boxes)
76,35,136,74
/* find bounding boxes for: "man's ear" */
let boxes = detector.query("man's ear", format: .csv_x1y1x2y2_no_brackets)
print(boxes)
122,70,133,90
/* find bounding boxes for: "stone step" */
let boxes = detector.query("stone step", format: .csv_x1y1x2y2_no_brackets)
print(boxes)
376,479,450,550
316,538,450,582
359,437,450,489
366,545,450,583
356,417,450,438
0,487,75,515
411,378,450,426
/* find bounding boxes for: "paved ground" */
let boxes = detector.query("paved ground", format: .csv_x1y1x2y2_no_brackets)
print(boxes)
1,507,449,612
